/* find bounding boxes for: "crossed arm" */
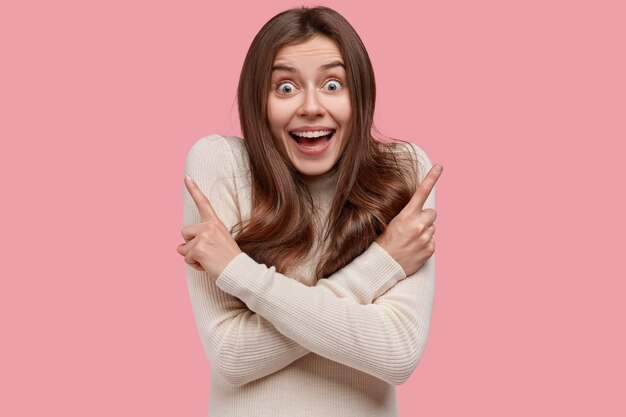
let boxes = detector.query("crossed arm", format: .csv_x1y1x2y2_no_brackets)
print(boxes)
182,135,435,387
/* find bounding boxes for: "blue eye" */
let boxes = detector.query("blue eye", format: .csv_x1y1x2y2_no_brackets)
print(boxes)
324,79,342,92
277,81,296,94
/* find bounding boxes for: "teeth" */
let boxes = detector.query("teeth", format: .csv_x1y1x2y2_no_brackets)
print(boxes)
290,130,333,138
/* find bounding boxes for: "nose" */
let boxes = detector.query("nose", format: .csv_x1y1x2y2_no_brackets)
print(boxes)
297,87,325,118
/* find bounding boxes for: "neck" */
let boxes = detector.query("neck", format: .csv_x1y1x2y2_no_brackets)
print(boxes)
301,168,338,191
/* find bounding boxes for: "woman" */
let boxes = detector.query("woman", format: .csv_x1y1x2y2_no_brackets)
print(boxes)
177,6,443,417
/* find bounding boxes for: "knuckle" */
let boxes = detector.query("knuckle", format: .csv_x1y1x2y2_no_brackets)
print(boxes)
185,254,196,265
423,208,436,218
413,221,426,235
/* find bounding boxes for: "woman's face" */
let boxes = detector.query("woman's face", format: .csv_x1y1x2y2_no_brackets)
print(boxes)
267,35,352,182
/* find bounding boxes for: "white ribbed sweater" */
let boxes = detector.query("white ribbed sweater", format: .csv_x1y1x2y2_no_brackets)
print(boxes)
182,134,436,417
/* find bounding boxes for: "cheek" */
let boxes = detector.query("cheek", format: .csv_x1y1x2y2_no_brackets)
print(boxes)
342,103,352,124
329,96,352,125
267,98,293,132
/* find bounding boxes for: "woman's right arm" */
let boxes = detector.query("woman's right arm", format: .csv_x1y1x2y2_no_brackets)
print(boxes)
183,135,416,386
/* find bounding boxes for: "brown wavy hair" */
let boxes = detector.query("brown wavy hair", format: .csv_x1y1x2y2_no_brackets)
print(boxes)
233,6,422,280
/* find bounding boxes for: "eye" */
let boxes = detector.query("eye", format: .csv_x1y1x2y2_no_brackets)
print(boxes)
324,79,343,92
276,81,296,95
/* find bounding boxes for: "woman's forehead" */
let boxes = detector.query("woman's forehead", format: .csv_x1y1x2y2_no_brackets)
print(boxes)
273,36,343,66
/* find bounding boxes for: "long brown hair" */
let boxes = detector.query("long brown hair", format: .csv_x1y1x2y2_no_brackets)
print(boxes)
234,6,422,280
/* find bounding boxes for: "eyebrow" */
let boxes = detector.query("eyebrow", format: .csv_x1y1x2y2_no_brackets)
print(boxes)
271,61,345,73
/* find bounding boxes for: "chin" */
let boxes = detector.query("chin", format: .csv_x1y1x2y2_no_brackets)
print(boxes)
293,161,335,180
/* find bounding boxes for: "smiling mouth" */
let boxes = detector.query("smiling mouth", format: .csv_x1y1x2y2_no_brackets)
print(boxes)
288,129,335,144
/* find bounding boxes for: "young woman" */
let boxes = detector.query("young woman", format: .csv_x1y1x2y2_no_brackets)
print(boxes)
177,6,443,417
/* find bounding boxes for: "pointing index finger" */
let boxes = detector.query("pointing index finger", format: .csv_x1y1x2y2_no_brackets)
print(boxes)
184,176,218,222
407,164,443,212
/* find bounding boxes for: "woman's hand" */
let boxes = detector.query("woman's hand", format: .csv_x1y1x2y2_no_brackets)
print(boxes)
177,176,243,278
375,164,443,277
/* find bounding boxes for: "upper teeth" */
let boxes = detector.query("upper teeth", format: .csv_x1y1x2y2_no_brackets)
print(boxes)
291,130,332,138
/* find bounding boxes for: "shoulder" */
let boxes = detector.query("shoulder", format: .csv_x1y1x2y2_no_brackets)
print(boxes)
390,141,433,183
186,133,247,162
185,134,250,175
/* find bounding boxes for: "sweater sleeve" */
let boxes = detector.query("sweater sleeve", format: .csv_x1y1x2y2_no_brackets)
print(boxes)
213,141,437,386
183,135,409,387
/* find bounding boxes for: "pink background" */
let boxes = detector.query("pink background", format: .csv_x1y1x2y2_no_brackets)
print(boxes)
1,0,624,415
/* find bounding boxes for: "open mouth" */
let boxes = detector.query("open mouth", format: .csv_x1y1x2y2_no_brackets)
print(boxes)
288,129,335,145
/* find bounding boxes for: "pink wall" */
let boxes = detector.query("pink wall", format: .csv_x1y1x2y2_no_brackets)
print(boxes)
1,0,624,415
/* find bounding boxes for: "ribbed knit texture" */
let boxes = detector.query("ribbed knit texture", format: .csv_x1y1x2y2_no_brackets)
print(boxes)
182,134,436,417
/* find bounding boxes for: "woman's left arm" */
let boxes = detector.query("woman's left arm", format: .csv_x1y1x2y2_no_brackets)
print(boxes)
215,249,435,386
